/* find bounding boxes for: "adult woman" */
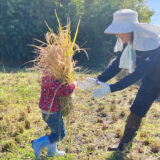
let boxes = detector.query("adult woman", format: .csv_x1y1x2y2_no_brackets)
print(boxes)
80,9,160,151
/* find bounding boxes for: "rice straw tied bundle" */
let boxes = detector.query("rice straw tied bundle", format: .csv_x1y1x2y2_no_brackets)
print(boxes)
32,12,87,117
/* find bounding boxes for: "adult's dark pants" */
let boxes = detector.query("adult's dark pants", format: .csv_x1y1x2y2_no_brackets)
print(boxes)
120,76,160,150
130,76,160,117
110,76,160,151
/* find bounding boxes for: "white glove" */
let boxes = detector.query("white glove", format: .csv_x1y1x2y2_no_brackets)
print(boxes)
92,82,111,98
79,77,99,91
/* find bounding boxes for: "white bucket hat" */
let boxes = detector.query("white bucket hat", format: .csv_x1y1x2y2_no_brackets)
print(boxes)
104,9,138,34
104,9,160,51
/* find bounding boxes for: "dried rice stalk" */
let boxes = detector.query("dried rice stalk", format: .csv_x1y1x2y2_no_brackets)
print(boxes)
31,12,87,116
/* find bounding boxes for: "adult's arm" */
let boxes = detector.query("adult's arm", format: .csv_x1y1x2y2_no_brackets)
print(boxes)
110,50,159,92
97,51,122,82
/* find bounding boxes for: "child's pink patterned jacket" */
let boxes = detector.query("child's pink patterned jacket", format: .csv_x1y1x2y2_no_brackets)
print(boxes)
39,76,75,112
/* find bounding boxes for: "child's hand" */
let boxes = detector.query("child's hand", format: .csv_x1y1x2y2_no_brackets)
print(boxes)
72,81,77,87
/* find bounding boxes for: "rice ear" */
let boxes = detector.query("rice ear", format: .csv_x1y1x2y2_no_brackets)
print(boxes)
55,10,63,33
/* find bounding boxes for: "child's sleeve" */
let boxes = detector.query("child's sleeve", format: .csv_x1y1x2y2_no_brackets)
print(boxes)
56,83,75,96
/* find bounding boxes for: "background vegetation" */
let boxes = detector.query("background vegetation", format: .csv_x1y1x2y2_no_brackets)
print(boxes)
0,0,154,68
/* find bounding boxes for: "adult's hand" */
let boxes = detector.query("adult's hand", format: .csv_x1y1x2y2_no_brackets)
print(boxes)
79,77,99,91
92,82,111,98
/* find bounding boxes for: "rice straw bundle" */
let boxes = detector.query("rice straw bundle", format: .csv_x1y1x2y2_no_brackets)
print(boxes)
32,12,86,116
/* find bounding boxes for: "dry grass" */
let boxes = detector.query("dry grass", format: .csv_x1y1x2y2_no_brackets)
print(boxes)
31,12,86,85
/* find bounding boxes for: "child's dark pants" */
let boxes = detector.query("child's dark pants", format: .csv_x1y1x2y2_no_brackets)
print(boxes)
42,111,65,143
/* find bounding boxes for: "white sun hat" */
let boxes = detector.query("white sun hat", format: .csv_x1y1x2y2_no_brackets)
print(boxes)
104,9,160,51
104,9,138,34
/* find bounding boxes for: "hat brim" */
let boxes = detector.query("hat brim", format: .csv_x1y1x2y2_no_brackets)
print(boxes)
104,23,133,34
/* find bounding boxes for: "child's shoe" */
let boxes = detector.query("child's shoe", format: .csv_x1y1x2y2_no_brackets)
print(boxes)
32,135,50,159
47,142,65,157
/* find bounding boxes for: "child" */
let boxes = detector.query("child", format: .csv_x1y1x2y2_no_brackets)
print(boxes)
32,51,76,159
